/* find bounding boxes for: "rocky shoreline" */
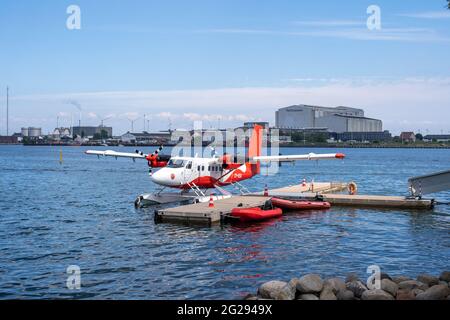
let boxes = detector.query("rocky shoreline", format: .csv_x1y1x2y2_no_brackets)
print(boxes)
245,271,450,300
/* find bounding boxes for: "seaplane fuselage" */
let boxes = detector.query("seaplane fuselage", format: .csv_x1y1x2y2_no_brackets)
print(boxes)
150,156,257,189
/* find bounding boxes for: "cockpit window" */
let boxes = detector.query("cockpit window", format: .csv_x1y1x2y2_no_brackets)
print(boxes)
167,159,186,168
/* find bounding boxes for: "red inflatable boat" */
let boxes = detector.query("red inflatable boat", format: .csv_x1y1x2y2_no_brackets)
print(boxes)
231,207,283,222
271,197,331,211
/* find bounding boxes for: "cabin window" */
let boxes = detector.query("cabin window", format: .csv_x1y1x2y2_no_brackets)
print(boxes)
197,166,200,171
186,161,192,169
208,166,211,171
202,166,205,171
167,159,185,168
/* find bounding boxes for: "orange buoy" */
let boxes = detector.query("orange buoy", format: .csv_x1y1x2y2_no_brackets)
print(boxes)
348,182,358,195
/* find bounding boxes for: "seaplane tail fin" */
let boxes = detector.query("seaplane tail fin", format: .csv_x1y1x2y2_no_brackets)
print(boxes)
247,124,263,175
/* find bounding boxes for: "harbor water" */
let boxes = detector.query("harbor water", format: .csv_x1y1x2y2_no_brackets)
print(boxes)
0,145,449,299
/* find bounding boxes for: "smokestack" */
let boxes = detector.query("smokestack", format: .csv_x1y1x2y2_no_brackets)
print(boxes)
6,86,9,136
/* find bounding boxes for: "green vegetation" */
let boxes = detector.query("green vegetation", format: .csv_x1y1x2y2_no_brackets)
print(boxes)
291,132,328,143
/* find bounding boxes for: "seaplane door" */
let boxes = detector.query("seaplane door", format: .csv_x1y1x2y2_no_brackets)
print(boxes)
182,161,194,184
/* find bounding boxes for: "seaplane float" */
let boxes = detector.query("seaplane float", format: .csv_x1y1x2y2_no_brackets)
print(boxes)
85,125,345,207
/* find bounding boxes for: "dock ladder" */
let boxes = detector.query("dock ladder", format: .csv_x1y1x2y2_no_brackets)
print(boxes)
187,182,206,197
230,181,251,195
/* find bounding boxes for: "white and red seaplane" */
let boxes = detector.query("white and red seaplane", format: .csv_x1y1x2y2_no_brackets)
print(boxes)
85,125,345,207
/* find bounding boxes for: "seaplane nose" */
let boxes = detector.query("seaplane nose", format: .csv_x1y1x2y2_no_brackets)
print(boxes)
150,169,165,185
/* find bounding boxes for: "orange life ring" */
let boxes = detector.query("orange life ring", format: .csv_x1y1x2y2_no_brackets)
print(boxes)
348,182,358,195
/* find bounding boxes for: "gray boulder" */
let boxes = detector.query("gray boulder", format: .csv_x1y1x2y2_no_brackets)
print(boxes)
381,278,399,297
361,289,395,300
416,285,450,300
412,289,424,297
345,273,360,283
296,274,324,294
346,280,368,298
337,289,355,300
417,274,440,287
396,289,416,300
320,286,337,300
398,280,428,291
323,278,346,294
298,294,319,300
439,271,450,283
392,276,411,284
380,272,392,281
258,280,295,300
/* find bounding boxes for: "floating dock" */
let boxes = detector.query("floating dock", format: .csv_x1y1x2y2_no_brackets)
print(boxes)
256,183,434,209
154,181,434,225
155,196,270,225
268,182,349,194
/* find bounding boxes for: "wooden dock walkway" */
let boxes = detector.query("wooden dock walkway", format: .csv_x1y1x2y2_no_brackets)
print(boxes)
268,182,348,194
155,196,270,225
255,183,434,209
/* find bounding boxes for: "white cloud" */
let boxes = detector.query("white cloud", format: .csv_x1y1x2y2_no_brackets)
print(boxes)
203,27,450,43
292,20,363,27
398,11,450,19
10,77,450,135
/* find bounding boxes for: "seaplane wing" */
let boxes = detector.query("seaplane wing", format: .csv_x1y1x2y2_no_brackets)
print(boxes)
85,150,147,159
252,152,345,162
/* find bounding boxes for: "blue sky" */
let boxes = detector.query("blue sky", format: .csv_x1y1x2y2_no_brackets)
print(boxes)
1,0,450,135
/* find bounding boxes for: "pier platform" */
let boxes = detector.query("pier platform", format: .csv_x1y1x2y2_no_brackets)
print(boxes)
255,183,434,209
155,196,270,225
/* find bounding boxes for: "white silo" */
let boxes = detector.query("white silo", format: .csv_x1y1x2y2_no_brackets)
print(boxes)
21,127,29,137
28,127,42,137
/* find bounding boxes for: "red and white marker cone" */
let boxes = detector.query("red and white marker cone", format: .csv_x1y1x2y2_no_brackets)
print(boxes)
301,179,307,187
263,184,269,196
209,193,215,208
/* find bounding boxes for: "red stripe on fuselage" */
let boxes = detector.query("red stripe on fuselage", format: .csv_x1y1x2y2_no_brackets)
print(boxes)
176,163,258,189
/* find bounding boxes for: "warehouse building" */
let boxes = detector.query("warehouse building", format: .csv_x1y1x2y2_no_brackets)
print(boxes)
72,126,112,138
275,104,382,133
332,131,392,142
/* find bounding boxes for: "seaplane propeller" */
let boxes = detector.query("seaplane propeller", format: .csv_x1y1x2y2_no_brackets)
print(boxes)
144,146,170,175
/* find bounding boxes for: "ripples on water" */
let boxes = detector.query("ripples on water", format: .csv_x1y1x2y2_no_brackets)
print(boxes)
0,146,449,299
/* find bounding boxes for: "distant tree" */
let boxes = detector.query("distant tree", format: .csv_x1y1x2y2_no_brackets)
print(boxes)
100,129,108,139
448,0,450,9
93,133,102,140
415,133,423,141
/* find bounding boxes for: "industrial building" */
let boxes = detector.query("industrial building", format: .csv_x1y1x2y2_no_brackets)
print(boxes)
423,135,450,142
72,126,112,138
21,127,42,137
275,104,383,133
243,122,270,129
120,131,173,144
332,131,392,142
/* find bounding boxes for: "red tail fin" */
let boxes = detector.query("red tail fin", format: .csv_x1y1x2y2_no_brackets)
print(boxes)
247,124,263,175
